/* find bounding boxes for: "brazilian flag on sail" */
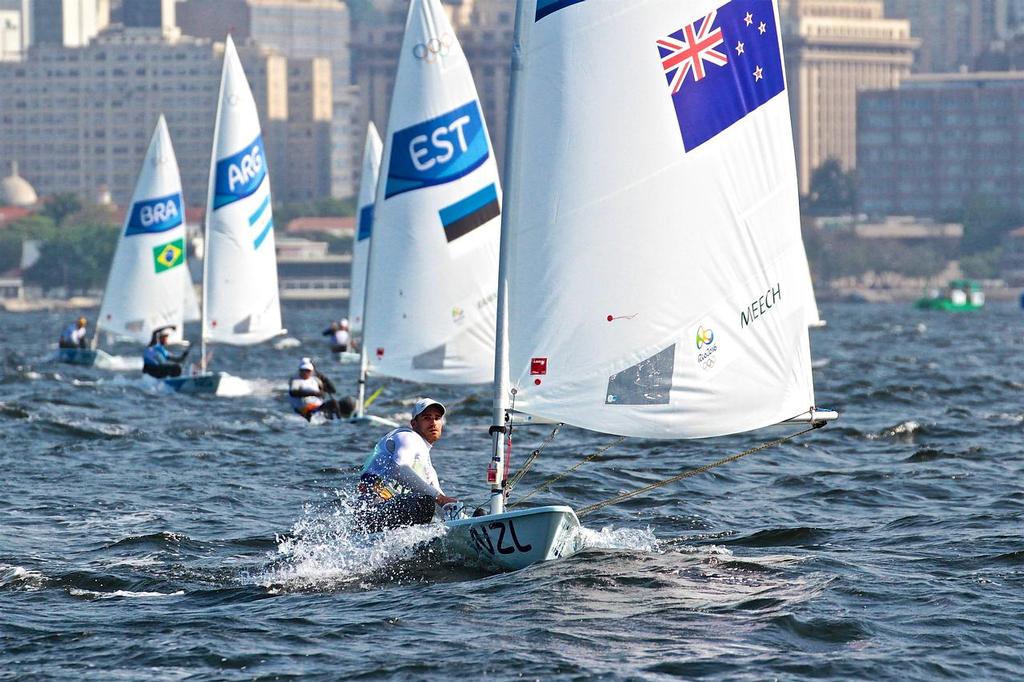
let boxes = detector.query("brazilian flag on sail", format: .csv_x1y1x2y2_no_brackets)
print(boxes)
152,237,185,273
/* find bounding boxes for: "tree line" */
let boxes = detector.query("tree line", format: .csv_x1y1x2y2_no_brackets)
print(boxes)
0,193,357,294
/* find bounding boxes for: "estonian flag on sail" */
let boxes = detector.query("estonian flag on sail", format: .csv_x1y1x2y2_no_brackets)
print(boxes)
657,0,785,152
438,184,500,242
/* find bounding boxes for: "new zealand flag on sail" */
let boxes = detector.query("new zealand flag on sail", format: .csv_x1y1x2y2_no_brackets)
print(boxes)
657,0,784,152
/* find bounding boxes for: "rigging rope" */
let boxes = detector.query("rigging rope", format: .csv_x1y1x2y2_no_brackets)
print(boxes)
508,435,627,508
504,423,561,496
575,422,824,518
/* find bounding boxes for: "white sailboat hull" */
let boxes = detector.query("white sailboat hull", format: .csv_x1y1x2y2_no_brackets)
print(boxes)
164,372,224,395
442,505,582,572
55,348,102,366
347,414,400,428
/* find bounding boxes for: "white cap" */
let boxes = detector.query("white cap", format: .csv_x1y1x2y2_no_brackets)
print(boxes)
298,357,314,371
340,318,349,328
412,397,445,419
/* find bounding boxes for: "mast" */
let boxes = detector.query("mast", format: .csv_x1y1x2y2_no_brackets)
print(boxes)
356,199,380,417
487,0,530,515
354,125,389,420
201,37,232,373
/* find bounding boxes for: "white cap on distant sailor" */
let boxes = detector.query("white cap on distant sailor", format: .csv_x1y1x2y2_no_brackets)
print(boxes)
298,357,314,371
412,397,445,419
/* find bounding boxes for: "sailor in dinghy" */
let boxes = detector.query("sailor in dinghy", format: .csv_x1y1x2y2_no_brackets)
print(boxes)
143,327,190,379
355,398,461,533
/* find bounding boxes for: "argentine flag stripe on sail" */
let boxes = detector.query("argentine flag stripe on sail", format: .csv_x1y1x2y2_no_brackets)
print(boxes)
439,183,500,242
536,0,587,21
248,195,270,225
253,219,274,250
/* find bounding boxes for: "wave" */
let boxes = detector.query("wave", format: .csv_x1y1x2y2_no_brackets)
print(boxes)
867,420,921,441
251,496,450,591
578,525,660,553
0,564,49,591
103,531,203,552
722,527,830,548
68,588,185,600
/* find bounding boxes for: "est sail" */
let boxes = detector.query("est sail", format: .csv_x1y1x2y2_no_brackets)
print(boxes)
502,0,817,438
202,35,284,346
362,0,502,384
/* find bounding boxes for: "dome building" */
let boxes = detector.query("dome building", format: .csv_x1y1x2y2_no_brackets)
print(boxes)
1,161,38,208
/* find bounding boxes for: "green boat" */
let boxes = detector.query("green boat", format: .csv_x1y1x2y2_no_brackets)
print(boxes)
914,279,985,311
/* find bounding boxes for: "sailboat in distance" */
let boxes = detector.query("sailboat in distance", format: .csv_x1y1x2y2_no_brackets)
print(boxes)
345,122,383,361
440,0,837,571
352,0,503,422
74,115,191,369
168,35,285,393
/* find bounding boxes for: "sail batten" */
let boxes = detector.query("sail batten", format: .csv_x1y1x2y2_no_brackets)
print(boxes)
361,0,502,386
501,0,819,439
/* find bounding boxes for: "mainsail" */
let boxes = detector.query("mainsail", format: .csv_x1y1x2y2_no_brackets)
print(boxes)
498,0,819,439
348,122,383,338
361,0,502,385
97,115,191,345
202,35,284,348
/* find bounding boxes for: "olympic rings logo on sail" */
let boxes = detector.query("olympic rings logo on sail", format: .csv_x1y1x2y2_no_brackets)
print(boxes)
412,34,454,62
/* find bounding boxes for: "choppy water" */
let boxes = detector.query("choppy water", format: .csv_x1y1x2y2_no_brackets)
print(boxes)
2,303,1023,680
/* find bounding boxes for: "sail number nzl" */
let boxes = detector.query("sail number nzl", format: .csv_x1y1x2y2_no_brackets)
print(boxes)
469,519,533,556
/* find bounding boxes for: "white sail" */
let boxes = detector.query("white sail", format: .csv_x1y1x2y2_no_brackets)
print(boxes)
348,122,383,337
183,275,201,323
362,0,502,385
501,0,817,439
97,115,190,345
203,35,284,346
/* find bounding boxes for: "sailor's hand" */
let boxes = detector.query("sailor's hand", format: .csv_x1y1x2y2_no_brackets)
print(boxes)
435,494,458,506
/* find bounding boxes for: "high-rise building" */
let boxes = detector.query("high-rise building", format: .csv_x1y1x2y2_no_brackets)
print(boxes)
0,29,330,204
782,0,918,194
886,0,1009,73
177,0,357,198
121,0,176,32
31,0,109,47
350,0,515,169
857,71,1024,217
0,1,28,61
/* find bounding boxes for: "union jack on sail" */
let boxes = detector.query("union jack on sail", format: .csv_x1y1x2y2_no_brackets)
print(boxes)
657,11,728,94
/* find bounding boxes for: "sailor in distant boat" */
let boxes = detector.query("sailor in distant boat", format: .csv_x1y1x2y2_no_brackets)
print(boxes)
288,357,347,421
142,327,189,378
355,398,459,532
58,317,89,348
323,318,352,353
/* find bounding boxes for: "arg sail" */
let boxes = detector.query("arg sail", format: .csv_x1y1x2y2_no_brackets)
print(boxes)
97,115,191,345
202,34,284,347
501,0,818,439
361,0,502,385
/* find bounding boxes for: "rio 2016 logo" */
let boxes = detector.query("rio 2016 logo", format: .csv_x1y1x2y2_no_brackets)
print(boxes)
696,325,718,370
696,326,715,349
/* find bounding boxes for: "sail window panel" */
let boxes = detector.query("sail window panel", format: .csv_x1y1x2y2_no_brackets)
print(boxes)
413,345,446,370
605,345,675,406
